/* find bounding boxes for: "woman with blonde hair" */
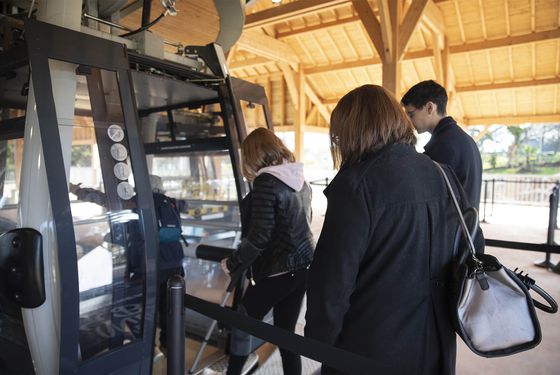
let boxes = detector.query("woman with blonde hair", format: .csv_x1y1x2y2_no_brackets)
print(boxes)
305,85,464,374
221,127,315,375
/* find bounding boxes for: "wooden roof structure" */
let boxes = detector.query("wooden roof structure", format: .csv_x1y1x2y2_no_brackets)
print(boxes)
119,0,560,159
223,0,559,157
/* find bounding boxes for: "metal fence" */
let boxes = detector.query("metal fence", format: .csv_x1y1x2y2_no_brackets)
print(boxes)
481,175,560,206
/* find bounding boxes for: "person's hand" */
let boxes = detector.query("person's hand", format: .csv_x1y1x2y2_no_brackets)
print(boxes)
69,182,82,195
220,258,230,276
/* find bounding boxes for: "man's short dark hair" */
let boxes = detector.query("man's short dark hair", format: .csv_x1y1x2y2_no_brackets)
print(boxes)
401,80,448,116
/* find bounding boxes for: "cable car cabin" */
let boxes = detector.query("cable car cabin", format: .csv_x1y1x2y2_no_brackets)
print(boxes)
0,18,272,375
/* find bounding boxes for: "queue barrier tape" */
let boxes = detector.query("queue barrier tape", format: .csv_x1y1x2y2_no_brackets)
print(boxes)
184,294,391,374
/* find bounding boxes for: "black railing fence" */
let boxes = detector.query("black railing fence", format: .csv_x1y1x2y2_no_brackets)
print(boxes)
480,177,560,222
310,176,560,271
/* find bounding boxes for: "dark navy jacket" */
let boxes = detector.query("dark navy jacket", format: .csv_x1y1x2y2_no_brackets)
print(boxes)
305,144,462,374
425,116,483,209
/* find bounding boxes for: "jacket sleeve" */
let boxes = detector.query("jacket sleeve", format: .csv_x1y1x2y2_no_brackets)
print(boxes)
227,176,276,273
305,177,371,345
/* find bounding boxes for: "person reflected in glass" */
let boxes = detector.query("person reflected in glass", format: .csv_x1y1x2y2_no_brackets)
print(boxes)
69,175,186,353
220,128,315,375
305,85,465,374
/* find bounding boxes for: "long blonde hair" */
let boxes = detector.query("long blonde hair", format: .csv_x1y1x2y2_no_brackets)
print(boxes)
330,84,416,169
241,128,295,181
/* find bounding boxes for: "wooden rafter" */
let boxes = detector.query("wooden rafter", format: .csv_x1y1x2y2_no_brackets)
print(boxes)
450,29,560,54
465,114,560,126
422,0,445,35
432,31,443,83
455,78,560,93
351,0,384,58
304,81,331,123
478,0,487,40
454,0,466,43
244,0,349,29
237,30,300,69
398,0,429,59
229,56,270,70
276,15,360,39
473,125,492,142
279,63,299,107
291,28,560,75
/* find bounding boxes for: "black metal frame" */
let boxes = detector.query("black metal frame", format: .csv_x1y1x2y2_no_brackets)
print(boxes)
25,19,158,374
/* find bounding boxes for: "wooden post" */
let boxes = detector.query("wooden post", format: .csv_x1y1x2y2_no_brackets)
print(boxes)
295,66,305,161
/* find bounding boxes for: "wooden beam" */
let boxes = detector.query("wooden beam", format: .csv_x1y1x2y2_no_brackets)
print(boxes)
237,30,300,69
351,0,385,58
422,0,445,35
302,28,560,76
398,0,429,59
229,56,270,70
450,29,560,54
295,67,306,161
455,77,560,92
465,114,560,126
276,15,361,39
442,36,450,90
244,0,348,29
306,106,318,124
382,0,402,95
473,125,491,142
279,63,299,107
377,0,394,61
304,81,331,123
432,31,443,83
279,77,285,127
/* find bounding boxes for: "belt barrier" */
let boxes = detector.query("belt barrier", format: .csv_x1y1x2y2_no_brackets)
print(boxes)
184,294,391,374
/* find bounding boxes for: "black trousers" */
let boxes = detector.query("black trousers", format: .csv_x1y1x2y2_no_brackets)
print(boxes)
227,268,308,375
158,266,184,349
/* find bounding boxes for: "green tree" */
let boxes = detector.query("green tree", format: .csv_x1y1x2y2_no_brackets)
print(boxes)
507,126,525,168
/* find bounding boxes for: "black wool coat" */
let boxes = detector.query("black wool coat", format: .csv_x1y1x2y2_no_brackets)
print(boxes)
305,144,463,375
425,116,483,210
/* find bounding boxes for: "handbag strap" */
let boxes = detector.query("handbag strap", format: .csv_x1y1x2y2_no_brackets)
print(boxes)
433,161,481,265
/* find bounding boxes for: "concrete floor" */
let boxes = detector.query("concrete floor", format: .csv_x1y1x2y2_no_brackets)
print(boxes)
255,202,560,375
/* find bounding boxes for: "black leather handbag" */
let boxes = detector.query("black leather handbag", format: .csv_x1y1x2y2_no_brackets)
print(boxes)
434,161,558,357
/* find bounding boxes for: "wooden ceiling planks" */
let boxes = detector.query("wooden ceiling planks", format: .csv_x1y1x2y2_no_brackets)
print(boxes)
226,0,560,126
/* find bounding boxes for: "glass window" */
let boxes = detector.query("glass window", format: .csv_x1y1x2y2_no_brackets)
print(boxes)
49,60,147,361
0,138,21,232
239,100,268,133
150,104,226,142
151,151,241,249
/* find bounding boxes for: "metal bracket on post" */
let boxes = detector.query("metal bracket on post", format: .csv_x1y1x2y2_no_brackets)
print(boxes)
167,274,185,375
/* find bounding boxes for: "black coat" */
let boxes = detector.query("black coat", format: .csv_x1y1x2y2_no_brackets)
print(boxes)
305,144,462,375
227,173,315,281
425,116,483,209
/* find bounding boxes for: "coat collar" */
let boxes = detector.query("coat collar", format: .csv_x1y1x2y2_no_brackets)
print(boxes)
424,116,457,152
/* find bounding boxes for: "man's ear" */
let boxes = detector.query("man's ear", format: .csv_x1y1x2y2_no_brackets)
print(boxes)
426,101,436,115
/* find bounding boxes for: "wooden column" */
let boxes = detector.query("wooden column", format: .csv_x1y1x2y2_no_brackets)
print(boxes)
295,66,305,161
382,0,402,96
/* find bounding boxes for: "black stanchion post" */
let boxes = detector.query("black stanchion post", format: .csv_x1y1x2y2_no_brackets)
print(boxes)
482,180,489,223
535,187,557,269
491,178,495,216
556,181,560,230
167,274,185,375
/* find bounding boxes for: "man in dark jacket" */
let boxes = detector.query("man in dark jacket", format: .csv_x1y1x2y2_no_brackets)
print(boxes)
402,80,483,210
